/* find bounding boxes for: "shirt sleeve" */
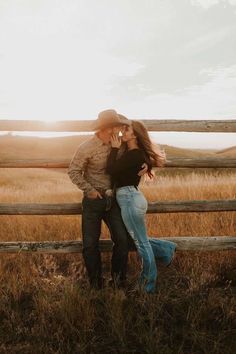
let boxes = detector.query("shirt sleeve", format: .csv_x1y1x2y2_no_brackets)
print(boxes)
68,146,96,194
106,148,144,175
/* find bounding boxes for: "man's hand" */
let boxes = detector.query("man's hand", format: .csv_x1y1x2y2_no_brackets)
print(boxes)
87,190,103,199
138,163,148,176
110,134,122,148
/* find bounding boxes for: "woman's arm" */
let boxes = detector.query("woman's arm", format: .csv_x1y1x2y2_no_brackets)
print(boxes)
106,134,122,174
106,147,119,174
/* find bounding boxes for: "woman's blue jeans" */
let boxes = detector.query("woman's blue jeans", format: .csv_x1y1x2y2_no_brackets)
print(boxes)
116,186,176,293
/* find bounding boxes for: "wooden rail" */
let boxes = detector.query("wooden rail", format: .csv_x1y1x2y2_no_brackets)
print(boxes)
0,237,235,253
1,119,236,132
0,200,236,215
1,157,236,168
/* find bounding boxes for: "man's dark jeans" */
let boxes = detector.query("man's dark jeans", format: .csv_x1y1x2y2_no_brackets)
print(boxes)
82,195,131,288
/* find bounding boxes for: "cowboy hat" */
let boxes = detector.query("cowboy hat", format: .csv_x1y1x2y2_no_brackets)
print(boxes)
92,109,131,131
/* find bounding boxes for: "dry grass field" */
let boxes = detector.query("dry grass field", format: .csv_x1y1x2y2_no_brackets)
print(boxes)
0,136,236,353
0,165,235,354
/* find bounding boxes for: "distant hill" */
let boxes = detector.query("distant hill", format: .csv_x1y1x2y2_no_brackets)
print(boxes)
0,135,89,160
0,135,234,160
161,144,216,158
215,146,236,157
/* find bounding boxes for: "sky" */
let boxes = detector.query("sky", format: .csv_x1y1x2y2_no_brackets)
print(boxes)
0,0,236,149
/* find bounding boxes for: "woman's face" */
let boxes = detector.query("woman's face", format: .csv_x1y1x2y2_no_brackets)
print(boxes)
122,125,136,142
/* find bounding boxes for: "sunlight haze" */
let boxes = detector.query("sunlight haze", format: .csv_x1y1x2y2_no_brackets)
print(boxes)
0,0,235,148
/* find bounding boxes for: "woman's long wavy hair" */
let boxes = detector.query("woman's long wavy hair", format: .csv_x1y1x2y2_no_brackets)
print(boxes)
131,120,166,178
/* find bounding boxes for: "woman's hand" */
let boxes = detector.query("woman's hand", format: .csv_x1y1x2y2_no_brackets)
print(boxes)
138,163,148,176
110,134,122,148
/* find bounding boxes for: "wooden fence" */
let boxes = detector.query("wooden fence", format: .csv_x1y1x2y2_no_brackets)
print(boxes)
0,119,236,253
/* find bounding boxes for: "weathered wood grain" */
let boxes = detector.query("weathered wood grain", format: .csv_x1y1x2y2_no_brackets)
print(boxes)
0,237,235,253
1,119,235,132
1,157,236,168
0,200,235,215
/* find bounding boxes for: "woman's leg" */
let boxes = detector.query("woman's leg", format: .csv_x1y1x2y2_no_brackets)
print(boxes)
148,238,177,266
116,187,157,293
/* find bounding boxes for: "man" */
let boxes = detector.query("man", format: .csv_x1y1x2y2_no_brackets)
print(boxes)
68,109,146,289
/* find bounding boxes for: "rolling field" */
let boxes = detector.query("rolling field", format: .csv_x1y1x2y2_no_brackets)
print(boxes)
0,166,235,353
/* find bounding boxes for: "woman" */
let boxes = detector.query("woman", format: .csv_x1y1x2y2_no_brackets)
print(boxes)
106,120,176,294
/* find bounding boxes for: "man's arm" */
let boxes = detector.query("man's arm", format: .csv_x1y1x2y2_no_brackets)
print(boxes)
68,146,97,195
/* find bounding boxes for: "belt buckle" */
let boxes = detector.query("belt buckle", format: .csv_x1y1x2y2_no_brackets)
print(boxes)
105,189,113,197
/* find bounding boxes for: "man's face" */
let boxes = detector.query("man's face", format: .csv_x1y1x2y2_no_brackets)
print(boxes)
100,127,114,141
112,124,126,137
101,124,127,142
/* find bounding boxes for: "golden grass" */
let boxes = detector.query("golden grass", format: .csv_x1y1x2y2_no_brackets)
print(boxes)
0,168,235,353
0,168,235,241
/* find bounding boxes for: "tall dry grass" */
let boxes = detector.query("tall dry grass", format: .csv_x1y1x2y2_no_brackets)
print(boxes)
0,168,235,353
0,168,235,241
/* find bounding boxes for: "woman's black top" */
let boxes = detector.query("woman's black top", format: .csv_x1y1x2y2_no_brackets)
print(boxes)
106,147,146,188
